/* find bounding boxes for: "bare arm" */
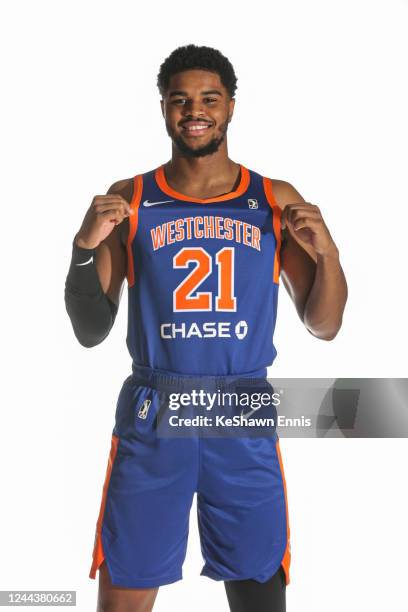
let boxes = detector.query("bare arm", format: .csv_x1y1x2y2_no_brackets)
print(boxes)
91,178,133,306
273,181,348,340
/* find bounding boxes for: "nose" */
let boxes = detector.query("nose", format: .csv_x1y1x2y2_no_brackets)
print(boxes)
182,98,205,117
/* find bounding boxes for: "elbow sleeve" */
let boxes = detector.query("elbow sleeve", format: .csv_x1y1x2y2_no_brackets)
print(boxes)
64,239,119,347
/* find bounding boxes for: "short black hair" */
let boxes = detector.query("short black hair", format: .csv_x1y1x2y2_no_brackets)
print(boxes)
157,44,238,98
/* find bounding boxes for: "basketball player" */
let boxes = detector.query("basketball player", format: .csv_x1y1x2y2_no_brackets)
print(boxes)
65,45,347,612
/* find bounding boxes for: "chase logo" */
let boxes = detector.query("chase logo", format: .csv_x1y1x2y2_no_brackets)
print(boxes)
235,320,248,339
247,198,258,209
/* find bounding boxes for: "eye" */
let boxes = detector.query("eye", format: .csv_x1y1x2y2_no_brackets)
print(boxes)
204,97,217,104
172,98,186,105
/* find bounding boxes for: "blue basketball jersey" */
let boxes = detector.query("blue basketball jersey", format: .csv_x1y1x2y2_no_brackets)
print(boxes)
124,164,282,376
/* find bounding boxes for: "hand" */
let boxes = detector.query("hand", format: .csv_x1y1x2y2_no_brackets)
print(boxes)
75,194,134,249
281,203,337,256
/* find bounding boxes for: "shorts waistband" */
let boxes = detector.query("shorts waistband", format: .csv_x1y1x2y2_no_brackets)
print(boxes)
130,363,268,393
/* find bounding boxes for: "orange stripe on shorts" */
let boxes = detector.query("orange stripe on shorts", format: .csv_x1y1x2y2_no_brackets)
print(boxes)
89,434,120,579
276,437,291,585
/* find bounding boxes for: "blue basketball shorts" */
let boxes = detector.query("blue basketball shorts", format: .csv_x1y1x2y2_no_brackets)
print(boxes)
89,364,291,588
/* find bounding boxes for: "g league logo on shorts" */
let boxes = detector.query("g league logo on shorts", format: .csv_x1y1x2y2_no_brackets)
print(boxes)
138,399,151,419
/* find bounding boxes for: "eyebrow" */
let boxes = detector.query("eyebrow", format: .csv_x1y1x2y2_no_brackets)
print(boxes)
168,89,223,98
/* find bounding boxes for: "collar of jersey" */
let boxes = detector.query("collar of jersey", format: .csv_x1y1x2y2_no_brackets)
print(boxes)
154,163,250,204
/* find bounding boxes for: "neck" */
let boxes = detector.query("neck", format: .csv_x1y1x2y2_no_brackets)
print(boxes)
165,142,239,190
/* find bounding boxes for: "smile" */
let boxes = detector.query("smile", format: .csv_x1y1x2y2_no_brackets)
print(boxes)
181,122,213,136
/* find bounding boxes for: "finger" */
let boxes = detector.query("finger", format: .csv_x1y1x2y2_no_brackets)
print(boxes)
93,196,132,213
281,206,292,225
282,203,318,222
283,205,320,221
289,210,320,223
285,207,320,220
93,198,132,213
98,209,128,224
94,202,132,216
282,202,318,209
287,209,323,226
93,195,129,204
293,217,322,231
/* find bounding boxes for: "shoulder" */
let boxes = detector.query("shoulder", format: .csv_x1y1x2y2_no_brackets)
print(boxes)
248,168,306,210
267,179,306,210
107,177,134,201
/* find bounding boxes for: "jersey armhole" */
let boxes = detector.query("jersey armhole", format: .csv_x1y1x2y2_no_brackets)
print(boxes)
126,174,143,288
262,177,282,285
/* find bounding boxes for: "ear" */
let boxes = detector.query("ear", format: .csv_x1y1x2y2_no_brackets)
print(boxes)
228,97,235,122
160,99,165,118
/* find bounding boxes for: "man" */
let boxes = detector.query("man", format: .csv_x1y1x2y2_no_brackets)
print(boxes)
65,44,347,612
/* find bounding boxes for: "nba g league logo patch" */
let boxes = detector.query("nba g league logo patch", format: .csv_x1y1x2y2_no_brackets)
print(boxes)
247,199,258,209
138,399,151,419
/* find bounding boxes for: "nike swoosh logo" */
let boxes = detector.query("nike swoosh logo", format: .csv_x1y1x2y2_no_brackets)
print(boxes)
142,199,175,207
75,256,94,266
240,407,261,419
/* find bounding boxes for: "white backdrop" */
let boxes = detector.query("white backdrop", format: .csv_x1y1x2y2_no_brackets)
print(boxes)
1,0,407,610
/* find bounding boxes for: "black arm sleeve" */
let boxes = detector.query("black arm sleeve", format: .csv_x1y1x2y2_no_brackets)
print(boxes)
64,238,119,348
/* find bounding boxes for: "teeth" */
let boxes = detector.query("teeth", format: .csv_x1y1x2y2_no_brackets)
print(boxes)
184,124,210,131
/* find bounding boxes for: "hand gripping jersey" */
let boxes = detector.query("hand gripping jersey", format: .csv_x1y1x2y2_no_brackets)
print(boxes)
125,163,282,377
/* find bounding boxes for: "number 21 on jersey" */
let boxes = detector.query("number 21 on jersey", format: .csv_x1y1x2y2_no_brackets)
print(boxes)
173,247,237,312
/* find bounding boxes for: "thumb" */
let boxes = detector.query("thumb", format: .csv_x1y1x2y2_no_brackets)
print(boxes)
280,206,287,230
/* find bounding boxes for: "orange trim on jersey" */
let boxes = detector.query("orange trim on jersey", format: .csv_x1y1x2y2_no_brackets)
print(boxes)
276,438,291,586
155,164,250,204
263,177,282,284
89,434,120,580
126,174,143,288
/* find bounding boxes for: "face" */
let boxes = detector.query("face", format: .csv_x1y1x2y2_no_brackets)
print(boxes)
160,69,235,158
